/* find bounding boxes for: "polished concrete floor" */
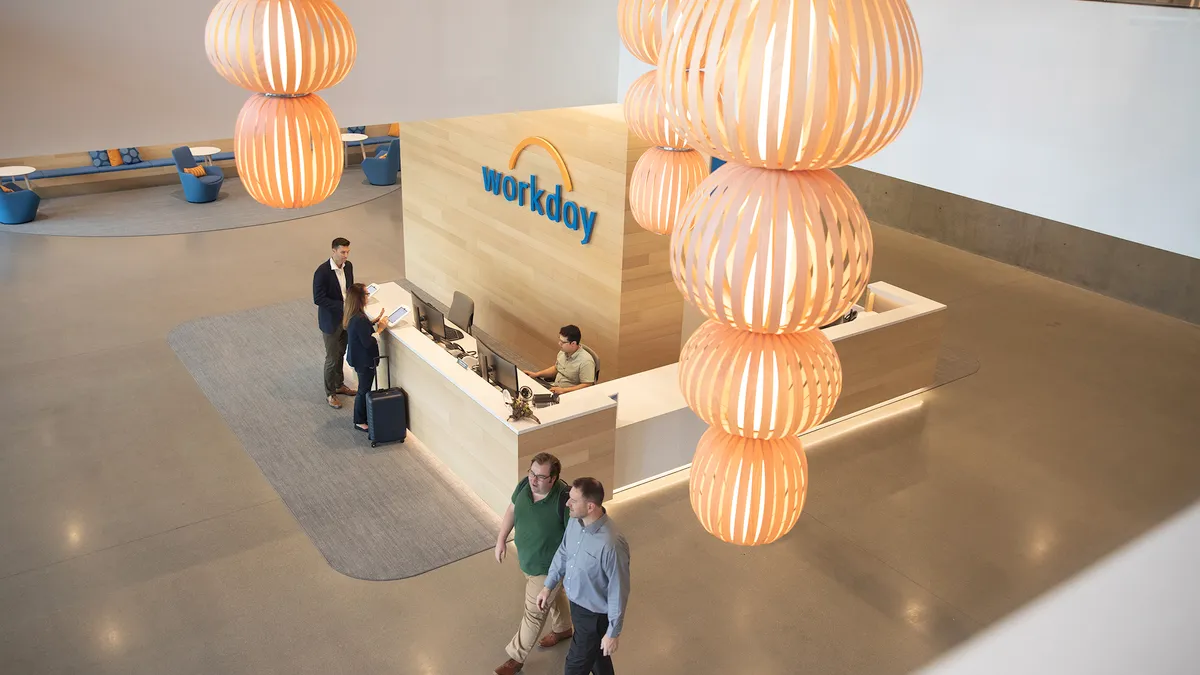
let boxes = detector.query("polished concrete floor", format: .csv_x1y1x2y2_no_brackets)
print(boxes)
1,189,1198,674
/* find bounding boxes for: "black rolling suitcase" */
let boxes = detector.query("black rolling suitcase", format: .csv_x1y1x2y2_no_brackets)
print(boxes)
366,355,409,447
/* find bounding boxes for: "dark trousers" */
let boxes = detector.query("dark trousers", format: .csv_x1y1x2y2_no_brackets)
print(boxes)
564,602,615,675
322,327,348,395
353,367,375,425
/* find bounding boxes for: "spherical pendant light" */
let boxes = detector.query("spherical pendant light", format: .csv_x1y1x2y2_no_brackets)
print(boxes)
625,71,687,149
680,320,842,439
690,428,809,546
629,148,709,236
206,0,357,96
670,162,873,333
618,0,681,66
234,93,343,208
659,0,923,170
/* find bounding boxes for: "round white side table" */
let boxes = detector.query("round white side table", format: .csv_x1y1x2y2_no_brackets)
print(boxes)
0,165,36,190
340,133,369,167
188,146,221,166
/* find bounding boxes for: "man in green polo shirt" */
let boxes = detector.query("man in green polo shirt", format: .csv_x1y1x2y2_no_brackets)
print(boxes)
493,452,574,675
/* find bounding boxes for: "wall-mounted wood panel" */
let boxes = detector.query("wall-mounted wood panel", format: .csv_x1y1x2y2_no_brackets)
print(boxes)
618,133,686,376
400,104,683,378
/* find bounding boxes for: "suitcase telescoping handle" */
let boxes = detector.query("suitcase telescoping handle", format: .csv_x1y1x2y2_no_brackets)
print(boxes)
375,354,390,391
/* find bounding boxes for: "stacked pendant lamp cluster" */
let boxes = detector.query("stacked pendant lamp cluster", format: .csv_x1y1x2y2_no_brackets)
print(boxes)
620,0,709,236
205,0,357,208
659,0,923,545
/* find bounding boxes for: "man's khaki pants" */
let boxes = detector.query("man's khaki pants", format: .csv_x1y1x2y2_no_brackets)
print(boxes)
505,573,572,664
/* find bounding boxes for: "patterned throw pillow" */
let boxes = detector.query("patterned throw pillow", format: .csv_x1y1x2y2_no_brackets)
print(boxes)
119,147,143,165
183,166,207,177
88,150,112,168
347,126,366,134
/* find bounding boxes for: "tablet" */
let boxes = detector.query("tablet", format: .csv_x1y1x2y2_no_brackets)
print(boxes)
388,305,410,324
366,283,379,296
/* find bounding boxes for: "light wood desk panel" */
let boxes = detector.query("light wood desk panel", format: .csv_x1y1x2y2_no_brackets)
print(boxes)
368,282,616,514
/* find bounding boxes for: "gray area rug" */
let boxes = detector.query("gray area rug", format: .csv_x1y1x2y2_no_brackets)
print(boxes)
168,295,499,581
2,175,400,237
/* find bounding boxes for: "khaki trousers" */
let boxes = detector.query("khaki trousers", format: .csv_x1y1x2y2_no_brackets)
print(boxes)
505,573,572,663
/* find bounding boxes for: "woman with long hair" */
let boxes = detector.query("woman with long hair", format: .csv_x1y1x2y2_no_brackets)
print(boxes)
343,283,387,431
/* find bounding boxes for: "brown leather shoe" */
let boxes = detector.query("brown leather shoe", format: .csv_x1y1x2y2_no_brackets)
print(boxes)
538,629,573,648
327,395,341,409
336,385,357,396
493,659,523,675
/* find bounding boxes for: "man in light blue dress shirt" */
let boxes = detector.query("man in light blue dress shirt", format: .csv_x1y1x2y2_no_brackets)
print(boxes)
537,477,631,675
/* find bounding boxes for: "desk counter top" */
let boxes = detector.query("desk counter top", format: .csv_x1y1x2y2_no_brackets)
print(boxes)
594,281,946,429
367,282,616,435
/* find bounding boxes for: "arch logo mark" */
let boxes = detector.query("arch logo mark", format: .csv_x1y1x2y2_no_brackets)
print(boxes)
481,136,597,245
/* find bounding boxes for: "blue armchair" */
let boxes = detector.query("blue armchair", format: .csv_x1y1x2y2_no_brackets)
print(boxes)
361,139,399,186
0,182,41,224
172,146,224,203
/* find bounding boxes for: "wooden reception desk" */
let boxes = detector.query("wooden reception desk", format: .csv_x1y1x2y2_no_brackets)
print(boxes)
366,281,944,514
598,282,947,489
366,283,617,516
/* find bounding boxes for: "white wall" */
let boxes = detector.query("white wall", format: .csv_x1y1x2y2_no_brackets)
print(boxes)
0,0,619,159
611,1,1200,259
616,46,654,103
857,0,1200,259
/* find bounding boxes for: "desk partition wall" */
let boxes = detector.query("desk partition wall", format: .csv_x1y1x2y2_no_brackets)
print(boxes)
399,104,683,380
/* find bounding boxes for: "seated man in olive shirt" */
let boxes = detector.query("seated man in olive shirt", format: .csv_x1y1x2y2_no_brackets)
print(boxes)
523,324,596,395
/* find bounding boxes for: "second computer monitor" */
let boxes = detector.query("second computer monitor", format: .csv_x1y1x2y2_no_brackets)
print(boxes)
410,294,432,332
475,340,497,382
490,353,520,396
424,306,450,340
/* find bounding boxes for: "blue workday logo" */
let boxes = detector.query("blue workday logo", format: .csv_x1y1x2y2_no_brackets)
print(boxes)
481,136,597,245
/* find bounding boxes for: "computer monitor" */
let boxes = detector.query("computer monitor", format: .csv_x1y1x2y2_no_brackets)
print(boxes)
424,306,450,341
490,353,520,396
475,339,497,382
410,294,433,333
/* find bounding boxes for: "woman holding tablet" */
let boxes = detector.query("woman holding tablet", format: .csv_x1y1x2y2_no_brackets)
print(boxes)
343,283,388,432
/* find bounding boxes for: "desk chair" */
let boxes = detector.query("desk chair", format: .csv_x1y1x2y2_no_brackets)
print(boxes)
581,344,601,382
449,291,474,335
537,344,601,388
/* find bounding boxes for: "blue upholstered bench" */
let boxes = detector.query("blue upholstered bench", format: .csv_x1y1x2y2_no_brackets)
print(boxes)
28,151,237,180
21,143,406,182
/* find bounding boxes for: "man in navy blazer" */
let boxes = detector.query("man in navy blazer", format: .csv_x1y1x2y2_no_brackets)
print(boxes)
314,237,356,408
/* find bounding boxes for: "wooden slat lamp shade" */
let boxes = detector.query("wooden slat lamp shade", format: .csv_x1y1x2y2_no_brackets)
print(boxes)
618,0,681,66
624,71,688,150
670,163,873,334
689,428,809,546
659,0,923,171
680,320,842,440
206,0,357,96
629,148,709,236
235,94,343,209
